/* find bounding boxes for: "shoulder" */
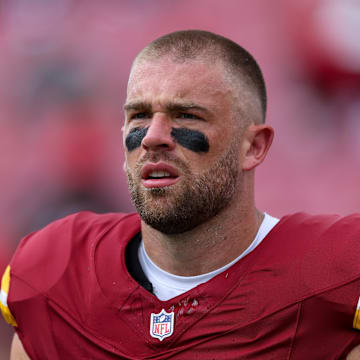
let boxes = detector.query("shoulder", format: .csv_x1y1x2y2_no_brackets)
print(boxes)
278,212,360,244
7,211,139,301
276,212,360,285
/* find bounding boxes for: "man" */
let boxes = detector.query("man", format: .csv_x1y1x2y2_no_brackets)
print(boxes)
2,30,360,359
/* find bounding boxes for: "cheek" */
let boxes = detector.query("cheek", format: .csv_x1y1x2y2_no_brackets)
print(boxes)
171,127,209,153
123,145,138,174
125,127,149,151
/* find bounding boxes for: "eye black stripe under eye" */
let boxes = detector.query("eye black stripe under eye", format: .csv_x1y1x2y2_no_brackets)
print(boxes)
125,126,210,153
125,127,149,151
171,127,209,153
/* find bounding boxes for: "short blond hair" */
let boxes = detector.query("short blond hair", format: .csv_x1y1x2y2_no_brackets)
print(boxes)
134,30,267,123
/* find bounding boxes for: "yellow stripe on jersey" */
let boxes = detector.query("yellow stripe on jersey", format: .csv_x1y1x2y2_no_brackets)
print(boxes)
0,266,17,327
353,297,360,330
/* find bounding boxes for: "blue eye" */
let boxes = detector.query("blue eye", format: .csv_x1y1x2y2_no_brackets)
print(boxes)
179,113,200,120
132,112,148,119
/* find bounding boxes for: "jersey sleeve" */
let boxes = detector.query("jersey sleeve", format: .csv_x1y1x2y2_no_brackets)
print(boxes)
0,211,133,359
0,265,17,326
1,211,126,329
0,213,76,331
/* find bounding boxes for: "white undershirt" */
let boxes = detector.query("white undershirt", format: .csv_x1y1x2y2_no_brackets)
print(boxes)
138,213,279,301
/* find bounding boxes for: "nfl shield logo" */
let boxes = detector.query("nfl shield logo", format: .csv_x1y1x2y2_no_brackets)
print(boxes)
150,309,174,341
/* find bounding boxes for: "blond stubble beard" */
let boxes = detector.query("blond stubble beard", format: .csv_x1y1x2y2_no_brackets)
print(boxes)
126,143,239,234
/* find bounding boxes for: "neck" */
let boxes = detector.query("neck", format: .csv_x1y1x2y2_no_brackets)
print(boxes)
141,195,263,276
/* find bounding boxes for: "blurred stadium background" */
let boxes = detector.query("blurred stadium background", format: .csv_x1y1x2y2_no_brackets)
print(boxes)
1,0,359,356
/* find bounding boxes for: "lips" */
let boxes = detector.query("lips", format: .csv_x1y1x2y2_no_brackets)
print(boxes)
141,162,180,188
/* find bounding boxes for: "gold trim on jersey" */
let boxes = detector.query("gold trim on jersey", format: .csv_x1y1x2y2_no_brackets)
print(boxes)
353,297,360,330
0,266,17,327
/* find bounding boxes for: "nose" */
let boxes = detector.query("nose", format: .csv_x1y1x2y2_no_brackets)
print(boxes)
141,114,176,152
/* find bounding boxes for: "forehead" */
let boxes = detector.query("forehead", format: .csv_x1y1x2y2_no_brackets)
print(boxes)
126,58,236,110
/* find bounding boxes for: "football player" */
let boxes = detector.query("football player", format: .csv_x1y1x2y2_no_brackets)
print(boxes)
3,30,360,359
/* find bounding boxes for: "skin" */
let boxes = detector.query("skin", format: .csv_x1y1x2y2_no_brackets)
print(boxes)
348,346,360,360
11,334,29,360
10,55,360,359
124,56,273,275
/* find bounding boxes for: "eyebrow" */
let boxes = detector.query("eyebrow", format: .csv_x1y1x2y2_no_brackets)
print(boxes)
123,101,210,115
123,101,152,112
166,103,210,115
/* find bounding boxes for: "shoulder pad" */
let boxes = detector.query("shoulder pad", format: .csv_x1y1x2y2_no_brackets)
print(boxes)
281,213,360,288
9,211,134,301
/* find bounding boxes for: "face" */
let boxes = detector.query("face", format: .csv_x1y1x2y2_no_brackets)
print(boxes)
123,57,245,234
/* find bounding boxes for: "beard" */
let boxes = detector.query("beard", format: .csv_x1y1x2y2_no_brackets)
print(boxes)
126,143,239,234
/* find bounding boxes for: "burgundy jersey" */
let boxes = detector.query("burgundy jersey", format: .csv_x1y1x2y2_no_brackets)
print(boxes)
2,211,360,359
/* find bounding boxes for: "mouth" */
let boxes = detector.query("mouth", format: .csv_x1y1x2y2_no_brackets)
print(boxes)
141,162,180,188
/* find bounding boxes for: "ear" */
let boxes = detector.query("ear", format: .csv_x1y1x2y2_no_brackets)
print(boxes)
241,124,274,171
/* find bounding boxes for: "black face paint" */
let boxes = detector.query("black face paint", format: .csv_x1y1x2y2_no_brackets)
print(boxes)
125,126,209,153
171,127,209,153
125,127,148,151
